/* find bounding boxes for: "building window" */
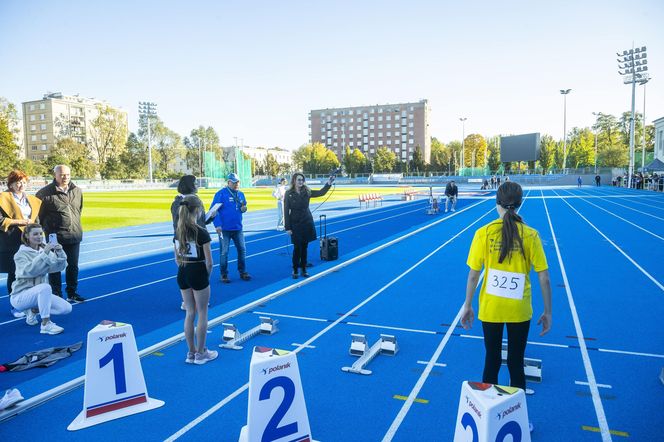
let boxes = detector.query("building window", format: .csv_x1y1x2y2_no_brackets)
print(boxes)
370,140,375,146
349,141,354,147
387,131,392,137
409,122,414,128
30,115,36,121
387,124,392,129
31,145,37,150
30,125,36,131
29,104,36,111
40,114,45,120
409,114,414,119
31,135,37,141
378,108,383,114
386,115,391,121
401,111,407,117
378,124,383,129
370,108,375,114
369,117,374,122
378,116,383,122
369,125,374,130
32,155,37,160
356,125,361,131
409,106,414,111
41,134,47,140
39,103,46,110
378,132,383,138
409,139,414,144
370,148,375,154
333,111,338,116
40,124,47,130
41,144,47,150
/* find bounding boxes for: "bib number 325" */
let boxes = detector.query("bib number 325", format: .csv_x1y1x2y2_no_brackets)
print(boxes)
486,269,525,300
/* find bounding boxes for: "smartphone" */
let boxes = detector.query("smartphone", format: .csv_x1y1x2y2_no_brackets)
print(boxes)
48,233,58,245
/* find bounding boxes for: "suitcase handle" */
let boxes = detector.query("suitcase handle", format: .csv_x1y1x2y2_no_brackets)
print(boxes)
319,214,326,239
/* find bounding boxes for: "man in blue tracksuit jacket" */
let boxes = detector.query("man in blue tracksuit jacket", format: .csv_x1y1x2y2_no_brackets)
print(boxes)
210,173,251,283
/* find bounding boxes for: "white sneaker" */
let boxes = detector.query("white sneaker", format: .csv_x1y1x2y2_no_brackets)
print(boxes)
25,310,38,326
180,302,185,311
451,208,456,212
194,348,218,365
40,321,64,335
0,388,24,411
11,308,26,319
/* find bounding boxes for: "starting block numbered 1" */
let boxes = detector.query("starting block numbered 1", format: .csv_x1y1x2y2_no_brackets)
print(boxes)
341,333,399,375
239,346,316,442
501,343,542,383
453,381,530,442
68,320,164,431
220,316,278,350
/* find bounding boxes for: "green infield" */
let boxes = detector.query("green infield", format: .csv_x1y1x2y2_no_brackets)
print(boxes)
82,186,403,231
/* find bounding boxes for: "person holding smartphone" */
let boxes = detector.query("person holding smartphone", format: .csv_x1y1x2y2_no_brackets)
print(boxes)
10,223,71,335
174,195,217,365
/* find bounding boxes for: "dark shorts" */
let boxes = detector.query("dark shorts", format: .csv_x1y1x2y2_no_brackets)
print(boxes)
177,262,209,291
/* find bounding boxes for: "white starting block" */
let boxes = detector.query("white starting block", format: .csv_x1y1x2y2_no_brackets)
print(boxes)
239,346,316,442
426,197,440,215
68,320,164,431
660,367,664,385
453,381,530,442
341,334,398,375
501,343,542,383
220,316,278,350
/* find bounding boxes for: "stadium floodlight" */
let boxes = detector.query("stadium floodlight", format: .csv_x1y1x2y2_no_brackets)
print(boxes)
617,44,649,187
559,89,571,170
592,112,601,174
138,102,157,183
638,73,651,171
459,117,467,172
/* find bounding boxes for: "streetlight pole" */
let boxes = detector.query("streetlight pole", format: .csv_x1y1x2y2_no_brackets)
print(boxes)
592,112,600,174
640,76,650,171
138,102,157,183
559,89,571,171
618,45,648,188
459,117,467,174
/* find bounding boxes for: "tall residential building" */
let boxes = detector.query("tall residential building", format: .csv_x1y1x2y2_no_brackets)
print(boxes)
309,99,431,163
22,92,127,162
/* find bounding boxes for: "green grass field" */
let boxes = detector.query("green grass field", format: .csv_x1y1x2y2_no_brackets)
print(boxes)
82,187,402,231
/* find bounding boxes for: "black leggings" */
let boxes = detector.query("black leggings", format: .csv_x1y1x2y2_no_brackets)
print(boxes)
482,320,531,390
292,241,308,270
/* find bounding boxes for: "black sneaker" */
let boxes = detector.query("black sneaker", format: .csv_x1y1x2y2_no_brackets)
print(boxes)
292,270,299,279
221,274,230,283
67,293,86,304
301,270,310,278
240,272,252,281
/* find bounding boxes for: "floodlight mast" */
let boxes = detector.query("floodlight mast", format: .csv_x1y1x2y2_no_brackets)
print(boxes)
559,89,571,171
138,102,157,183
459,117,467,172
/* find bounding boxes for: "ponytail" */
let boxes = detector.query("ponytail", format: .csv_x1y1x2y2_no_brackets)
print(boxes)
496,182,525,263
175,195,203,263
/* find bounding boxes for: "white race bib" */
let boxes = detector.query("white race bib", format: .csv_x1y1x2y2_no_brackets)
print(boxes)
486,268,525,300
174,240,198,259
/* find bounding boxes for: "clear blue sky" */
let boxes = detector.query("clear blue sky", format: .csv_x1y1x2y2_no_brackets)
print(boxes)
1,0,663,150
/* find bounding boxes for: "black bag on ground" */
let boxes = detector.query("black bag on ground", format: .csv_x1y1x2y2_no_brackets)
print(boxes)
319,215,338,261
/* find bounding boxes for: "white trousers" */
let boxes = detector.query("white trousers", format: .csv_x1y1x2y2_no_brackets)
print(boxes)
10,283,72,319
276,200,285,229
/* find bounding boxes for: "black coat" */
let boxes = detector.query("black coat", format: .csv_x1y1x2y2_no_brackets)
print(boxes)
36,181,83,244
284,184,330,244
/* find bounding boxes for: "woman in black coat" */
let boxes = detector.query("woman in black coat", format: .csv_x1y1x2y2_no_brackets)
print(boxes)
284,173,334,278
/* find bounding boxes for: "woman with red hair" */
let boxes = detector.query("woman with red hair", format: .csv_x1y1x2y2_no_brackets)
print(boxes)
0,170,41,318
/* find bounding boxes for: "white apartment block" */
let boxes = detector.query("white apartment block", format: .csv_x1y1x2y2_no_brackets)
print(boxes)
22,92,127,162
654,116,664,161
240,146,292,165
309,99,431,163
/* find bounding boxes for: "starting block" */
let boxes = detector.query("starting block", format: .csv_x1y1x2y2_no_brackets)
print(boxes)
660,367,664,385
342,334,398,375
426,197,439,215
501,343,542,383
220,317,278,350
453,381,530,442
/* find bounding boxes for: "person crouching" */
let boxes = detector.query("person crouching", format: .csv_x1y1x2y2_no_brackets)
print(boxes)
10,224,72,334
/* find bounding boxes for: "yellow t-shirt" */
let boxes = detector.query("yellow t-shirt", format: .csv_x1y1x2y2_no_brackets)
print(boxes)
466,219,548,323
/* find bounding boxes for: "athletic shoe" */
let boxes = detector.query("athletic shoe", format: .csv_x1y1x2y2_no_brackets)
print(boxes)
0,388,24,411
292,270,299,279
185,352,195,364
445,209,448,213
221,274,230,283
306,262,313,268
451,208,456,212
301,270,310,278
25,309,38,326
194,348,218,365
240,272,252,281
11,308,26,319
529,422,534,433
180,302,186,311
67,293,86,304
40,321,64,335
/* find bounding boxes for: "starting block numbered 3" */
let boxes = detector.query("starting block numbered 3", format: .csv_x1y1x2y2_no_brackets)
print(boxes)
239,346,316,442
220,316,278,350
342,334,399,375
501,343,542,383
68,320,164,431
453,381,530,442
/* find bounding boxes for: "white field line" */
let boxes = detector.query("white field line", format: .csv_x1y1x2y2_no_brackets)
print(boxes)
1,197,492,423
543,190,611,442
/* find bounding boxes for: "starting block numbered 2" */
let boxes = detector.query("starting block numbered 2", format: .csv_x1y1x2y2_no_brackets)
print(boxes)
219,316,278,350
239,346,316,442
68,320,164,431
453,381,530,442
501,343,542,383
342,333,399,375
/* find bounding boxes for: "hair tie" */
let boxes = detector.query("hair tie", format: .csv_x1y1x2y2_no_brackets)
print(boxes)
180,200,189,207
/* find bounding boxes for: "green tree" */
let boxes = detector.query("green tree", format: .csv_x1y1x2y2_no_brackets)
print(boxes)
566,127,595,168
89,105,128,176
463,134,488,168
343,147,366,176
45,138,98,178
0,114,18,176
184,126,222,176
538,135,556,173
138,115,183,178
15,158,47,177
618,111,644,147
447,140,462,173
264,153,279,177
486,137,501,173
373,146,397,172
409,145,426,172
292,143,339,174
598,145,628,167
429,138,449,172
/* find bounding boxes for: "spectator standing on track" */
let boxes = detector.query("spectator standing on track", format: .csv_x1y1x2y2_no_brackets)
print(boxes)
444,180,458,213
211,173,251,283
272,178,287,231
174,195,217,365
595,175,601,187
577,176,582,187
0,171,41,318
284,173,334,279
491,175,496,189
10,223,71,335
496,176,501,187
36,165,85,304
460,181,552,393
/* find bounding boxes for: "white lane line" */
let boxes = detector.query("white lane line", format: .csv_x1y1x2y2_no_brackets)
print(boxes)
251,311,329,323
291,343,316,349
164,201,495,440
588,195,664,221
2,197,492,424
575,381,613,389
598,348,664,359
417,361,447,367
553,190,664,292
345,322,438,335
543,190,611,442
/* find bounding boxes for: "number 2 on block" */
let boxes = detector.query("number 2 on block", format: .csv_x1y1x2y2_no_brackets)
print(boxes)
99,342,127,395
259,376,298,442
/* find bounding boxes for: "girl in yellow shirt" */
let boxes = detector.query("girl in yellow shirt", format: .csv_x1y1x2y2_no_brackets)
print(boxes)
461,182,552,390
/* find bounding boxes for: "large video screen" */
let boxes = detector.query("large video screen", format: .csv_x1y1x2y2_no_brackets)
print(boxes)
500,133,540,162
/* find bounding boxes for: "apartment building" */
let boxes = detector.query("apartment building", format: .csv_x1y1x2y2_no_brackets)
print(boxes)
309,99,431,163
22,92,127,161
240,146,292,166
655,116,664,161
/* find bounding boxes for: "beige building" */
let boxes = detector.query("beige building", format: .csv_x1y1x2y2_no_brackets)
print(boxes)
240,146,292,166
22,92,127,162
309,99,431,163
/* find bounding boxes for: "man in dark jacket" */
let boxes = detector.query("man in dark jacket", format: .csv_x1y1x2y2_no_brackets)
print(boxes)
36,165,85,303
444,180,458,213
